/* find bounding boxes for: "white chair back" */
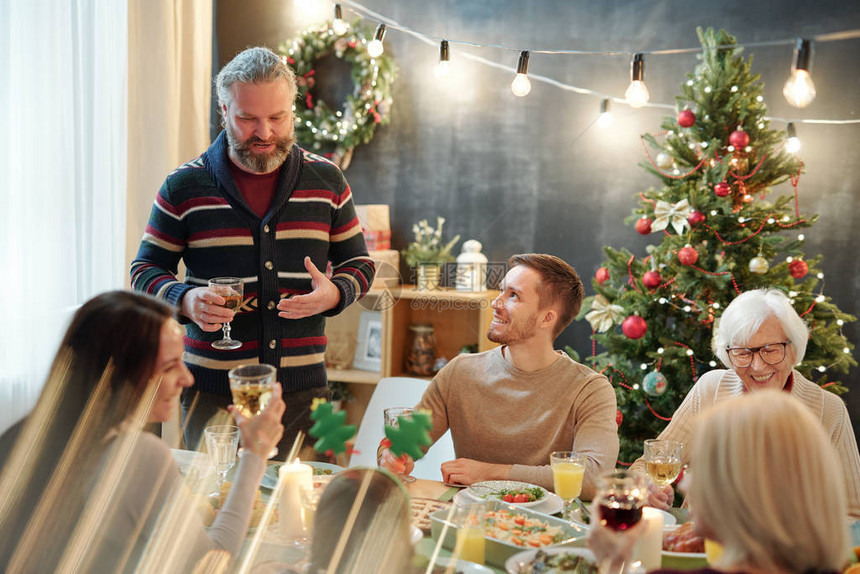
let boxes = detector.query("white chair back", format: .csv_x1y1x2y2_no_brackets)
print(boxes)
349,376,455,482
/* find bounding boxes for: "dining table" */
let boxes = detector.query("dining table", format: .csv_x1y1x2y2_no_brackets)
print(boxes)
173,451,860,573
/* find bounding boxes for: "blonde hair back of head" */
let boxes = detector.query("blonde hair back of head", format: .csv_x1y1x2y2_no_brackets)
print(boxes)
688,390,849,573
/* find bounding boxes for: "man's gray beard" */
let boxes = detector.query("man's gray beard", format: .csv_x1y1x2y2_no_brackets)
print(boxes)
225,124,296,174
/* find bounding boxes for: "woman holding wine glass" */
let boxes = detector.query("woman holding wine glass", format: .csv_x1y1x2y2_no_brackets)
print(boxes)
0,291,285,573
588,390,852,574
629,288,860,519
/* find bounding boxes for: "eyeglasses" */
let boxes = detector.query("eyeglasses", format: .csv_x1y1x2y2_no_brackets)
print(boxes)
726,341,790,368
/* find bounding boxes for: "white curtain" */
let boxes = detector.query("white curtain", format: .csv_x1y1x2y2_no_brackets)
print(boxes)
126,0,213,270
0,0,129,433
0,0,212,434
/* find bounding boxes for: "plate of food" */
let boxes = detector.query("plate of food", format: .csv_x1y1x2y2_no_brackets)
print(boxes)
419,556,495,574
505,547,598,573
661,522,707,568
260,461,343,489
430,500,587,567
412,497,453,532
454,490,564,516
463,480,550,509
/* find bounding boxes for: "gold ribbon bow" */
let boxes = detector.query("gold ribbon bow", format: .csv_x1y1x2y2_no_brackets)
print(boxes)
585,296,625,333
651,199,692,235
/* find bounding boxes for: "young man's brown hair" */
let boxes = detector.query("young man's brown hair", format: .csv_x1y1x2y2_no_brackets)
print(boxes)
508,253,584,338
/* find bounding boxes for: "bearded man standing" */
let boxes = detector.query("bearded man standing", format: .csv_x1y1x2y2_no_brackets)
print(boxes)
131,47,375,458
380,254,618,499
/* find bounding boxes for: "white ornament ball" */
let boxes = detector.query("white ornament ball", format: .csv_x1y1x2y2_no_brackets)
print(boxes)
643,370,668,396
749,256,770,275
655,152,674,169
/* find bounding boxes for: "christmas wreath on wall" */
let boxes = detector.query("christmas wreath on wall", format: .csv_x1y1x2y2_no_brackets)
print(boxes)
279,20,396,169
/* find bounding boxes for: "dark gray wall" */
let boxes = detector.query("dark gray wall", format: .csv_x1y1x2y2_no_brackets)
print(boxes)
216,0,860,440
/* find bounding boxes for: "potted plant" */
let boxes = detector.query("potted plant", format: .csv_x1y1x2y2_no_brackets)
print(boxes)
401,217,460,290
327,380,353,412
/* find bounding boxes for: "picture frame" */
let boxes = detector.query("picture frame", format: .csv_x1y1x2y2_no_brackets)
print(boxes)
353,311,383,372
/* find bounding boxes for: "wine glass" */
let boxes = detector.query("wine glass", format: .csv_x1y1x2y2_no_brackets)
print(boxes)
204,425,239,496
228,364,278,458
593,470,648,574
208,277,243,350
382,407,416,483
550,451,586,522
643,439,684,487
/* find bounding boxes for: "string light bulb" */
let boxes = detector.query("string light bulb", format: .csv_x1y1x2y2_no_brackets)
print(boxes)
786,122,802,153
625,53,650,108
367,23,386,57
597,98,613,128
783,38,816,108
434,40,450,79
332,4,349,36
511,51,531,97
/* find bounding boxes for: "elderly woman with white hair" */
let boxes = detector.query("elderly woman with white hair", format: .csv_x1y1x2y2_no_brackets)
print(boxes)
632,288,860,518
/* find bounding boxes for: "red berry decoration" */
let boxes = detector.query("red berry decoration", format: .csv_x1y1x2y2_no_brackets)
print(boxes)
635,217,653,235
615,409,623,427
595,267,610,285
622,315,648,339
729,129,750,148
678,245,699,266
687,210,706,226
714,181,731,197
789,259,808,279
642,270,662,290
677,109,696,128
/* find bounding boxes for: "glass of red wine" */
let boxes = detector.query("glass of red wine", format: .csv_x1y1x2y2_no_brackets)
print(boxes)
593,470,648,573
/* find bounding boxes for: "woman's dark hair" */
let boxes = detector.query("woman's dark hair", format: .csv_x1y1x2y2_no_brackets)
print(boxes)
0,290,175,570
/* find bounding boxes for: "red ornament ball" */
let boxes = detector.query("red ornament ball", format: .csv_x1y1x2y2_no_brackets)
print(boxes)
615,409,623,427
635,217,653,235
687,210,706,226
595,267,610,285
642,270,662,290
729,129,750,149
677,109,696,128
789,259,809,279
678,245,699,266
622,315,648,339
714,181,731,197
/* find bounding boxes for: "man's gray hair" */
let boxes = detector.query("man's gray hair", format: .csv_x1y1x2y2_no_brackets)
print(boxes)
215,47,297,110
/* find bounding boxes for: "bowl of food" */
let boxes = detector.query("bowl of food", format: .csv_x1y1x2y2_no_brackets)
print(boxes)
430,500,587,567
661,522,708,568
505,547,598,573
463,480,550,509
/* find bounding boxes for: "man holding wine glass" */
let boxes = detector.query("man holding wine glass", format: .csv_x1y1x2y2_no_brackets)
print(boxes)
629,288,860,519
131,47,376,459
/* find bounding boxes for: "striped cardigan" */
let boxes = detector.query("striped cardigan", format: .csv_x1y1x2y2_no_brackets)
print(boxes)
131,132,375,395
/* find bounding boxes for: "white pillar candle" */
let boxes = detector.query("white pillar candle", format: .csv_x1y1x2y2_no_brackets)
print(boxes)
632,507,665,570
279,459,313,540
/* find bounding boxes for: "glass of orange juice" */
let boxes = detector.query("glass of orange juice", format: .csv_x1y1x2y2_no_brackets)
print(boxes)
452,502,489,565
705,538,724,565
550,451,586,522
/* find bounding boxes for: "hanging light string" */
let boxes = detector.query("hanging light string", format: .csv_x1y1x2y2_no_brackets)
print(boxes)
337,0,860,124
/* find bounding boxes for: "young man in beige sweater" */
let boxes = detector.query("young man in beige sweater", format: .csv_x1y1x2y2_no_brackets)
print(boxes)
380,253,619,500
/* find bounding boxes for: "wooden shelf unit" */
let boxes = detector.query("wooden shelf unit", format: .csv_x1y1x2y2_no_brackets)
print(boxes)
324,286,500,424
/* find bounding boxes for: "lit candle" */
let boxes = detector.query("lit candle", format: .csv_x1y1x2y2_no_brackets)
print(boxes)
279,458,313,540
632,507,664,570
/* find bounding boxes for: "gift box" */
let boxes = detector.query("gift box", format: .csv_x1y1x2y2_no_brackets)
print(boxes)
355,204,391,251
368,249,400,289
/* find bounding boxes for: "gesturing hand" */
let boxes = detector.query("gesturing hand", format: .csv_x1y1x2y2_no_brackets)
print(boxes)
181,286,235,332
277,257,341,320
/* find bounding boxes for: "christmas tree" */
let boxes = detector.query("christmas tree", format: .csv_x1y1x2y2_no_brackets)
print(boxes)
579,28,856,463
